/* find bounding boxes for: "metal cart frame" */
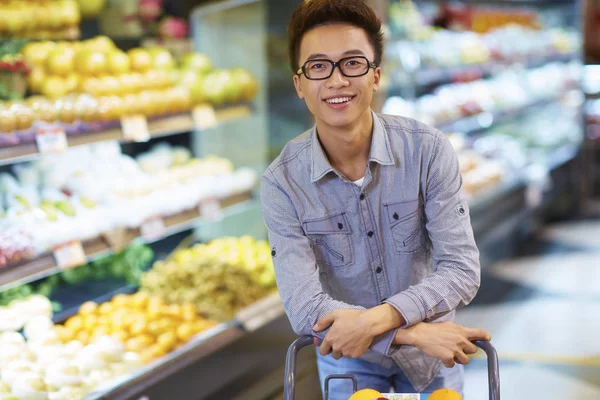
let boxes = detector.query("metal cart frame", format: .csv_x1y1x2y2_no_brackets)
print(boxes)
284,336,500,400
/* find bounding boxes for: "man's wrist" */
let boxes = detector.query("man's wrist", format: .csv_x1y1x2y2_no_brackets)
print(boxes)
393,325,418,346
362,304,406,337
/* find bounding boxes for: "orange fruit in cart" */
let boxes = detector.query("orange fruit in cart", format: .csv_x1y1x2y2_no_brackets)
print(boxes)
428,388,463,400
347,388,383,400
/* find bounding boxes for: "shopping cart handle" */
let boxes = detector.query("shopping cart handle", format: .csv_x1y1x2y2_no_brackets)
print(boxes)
283,336,500,400
473,340,501,400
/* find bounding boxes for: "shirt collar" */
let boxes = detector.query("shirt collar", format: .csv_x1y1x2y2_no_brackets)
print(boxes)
310,110,395,183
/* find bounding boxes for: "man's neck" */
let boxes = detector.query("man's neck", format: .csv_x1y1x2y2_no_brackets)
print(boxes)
316,109,373,182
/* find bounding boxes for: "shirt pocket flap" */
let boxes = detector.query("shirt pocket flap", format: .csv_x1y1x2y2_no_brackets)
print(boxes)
303,213,351,235
385,199,420,226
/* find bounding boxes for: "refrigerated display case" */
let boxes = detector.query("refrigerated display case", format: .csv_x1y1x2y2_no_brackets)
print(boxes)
0,0,295,399
380,0,584,262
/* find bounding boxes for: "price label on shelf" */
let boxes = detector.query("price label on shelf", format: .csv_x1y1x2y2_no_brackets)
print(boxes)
102,227,128,252
236,292,284,332
192,105,217,130
35,125,68,154
140,217,166,242
121,115,150,142
525,185,543,209
53,241,86,270
199,198,223,221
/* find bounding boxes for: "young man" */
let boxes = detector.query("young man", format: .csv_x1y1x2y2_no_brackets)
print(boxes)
261,0,489,397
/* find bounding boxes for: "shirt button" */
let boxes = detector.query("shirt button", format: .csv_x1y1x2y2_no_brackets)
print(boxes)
359,193,365,200
367,231,374,237
376,266,382,273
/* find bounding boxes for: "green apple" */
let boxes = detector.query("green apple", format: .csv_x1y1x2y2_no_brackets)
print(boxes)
14,195,30,208
40,203,58,221
180,53,213,75
80,196,97,209
55,200,76,216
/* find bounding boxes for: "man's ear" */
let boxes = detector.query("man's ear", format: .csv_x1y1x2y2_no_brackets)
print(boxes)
293,74,304,99
372,66,382,92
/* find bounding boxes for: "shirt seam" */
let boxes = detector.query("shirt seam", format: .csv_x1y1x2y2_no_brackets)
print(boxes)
267,140,312,175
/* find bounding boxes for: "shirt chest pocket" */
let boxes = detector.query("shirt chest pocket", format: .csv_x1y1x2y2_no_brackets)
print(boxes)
384,199,425,254
303,213,354,268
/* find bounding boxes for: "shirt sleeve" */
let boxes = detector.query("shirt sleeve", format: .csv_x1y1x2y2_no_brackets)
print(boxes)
384,131,481,327
261,170,398,356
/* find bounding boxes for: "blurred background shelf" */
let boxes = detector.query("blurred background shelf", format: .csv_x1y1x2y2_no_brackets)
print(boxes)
0,104,254,167
0,191,254,292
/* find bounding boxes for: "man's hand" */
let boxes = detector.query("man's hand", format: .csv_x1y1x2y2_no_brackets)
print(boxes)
313,309,375,360
395,321,491,368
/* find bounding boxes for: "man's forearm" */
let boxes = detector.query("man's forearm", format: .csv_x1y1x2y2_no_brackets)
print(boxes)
361,303,406,337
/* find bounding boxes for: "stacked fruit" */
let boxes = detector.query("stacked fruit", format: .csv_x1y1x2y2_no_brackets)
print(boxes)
56,292,218,363
0,297,143,399
0,141,257,262
140,236,277,321
179,53,259,106
20,36,191,120
0,0,80,40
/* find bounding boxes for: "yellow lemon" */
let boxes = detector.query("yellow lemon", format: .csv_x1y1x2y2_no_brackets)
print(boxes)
97,302,114,315
347,389,383,400
428,389,463,400
111,293,131,308
64,315,83,332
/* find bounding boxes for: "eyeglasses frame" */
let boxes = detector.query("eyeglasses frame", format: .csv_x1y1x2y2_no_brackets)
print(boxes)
295,56,378,80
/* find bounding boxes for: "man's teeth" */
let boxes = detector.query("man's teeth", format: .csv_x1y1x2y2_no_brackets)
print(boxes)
326,97,352,104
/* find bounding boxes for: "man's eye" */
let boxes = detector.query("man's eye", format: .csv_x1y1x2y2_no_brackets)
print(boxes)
310,63,325,70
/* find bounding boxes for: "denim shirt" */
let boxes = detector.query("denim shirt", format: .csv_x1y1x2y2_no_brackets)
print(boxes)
261,111,480,390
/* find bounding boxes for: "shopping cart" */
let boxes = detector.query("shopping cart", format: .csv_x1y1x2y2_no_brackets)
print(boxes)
283,336,500,400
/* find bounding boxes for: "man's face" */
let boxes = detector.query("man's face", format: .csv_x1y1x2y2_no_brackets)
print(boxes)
293,23,381,130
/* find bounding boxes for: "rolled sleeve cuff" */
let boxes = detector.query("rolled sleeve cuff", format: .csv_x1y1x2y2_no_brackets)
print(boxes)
384,292,424,328
370,328,400,356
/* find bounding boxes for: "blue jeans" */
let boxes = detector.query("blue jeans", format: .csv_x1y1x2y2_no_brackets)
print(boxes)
316,351,464,400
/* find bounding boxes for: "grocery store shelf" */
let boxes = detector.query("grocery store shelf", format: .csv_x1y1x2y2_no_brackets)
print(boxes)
87,320,246,400
468,175,526,212
417,0,576,4
0,104,254,167
85,293,286,400
436,96,563,134
0,191,255,292
52,283,138,324
411,53,578,88
235,292,285,332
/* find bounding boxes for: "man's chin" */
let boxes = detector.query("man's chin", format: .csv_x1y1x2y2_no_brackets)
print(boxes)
317,114,356,130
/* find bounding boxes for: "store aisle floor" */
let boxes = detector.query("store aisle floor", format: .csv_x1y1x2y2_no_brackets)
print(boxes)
455,218,600,399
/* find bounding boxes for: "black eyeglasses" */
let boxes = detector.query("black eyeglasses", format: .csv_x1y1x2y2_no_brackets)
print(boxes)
296,56,377,80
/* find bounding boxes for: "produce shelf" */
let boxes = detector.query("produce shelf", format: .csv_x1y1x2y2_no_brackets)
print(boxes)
0,104,254,167
87,320,246,400
383,52,579,92
0,190,255,292
86,293,286,400
436,95,565,135
411,53,578,88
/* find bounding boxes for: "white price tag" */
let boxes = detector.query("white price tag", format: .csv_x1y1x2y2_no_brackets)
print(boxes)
199,198,222,221
53,241,86,270
192,105,217,130
235,292,284,332
121,115,150,142
36,126,68,154
102,227,128,252
526,185,543,209
140,217,165,241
